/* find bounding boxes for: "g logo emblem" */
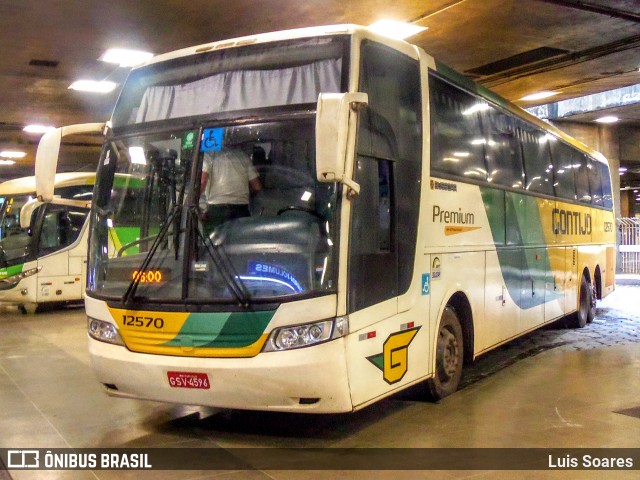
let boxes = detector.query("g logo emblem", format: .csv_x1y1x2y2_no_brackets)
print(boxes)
367,327,420,385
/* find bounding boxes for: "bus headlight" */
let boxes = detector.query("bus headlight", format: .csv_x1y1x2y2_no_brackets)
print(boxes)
88,317,124,346
263,316,349,352
0,266,42,286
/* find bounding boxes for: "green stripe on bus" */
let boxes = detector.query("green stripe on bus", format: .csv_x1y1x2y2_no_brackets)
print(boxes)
163,310,275,349
0,264,23,280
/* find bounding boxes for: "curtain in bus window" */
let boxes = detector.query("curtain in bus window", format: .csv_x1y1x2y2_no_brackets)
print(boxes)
480,106,524,188
135,59,341,123
429,75,486,181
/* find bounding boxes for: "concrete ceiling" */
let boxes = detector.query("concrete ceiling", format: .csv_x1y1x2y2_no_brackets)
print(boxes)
2,0,640,182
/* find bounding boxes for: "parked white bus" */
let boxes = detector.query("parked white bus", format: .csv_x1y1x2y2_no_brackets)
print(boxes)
0,173,94,313
37,25,616,412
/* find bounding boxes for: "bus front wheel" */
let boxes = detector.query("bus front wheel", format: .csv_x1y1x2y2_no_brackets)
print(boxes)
19,303,38,315
427,306,464,401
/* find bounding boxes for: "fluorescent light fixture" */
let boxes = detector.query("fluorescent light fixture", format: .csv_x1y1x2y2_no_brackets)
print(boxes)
129,147,147,165
453,151,470,157
0,150,26,158
520,91,559,101
595,116,619,123
23,124,56,134
368,20,427,40
68,80,117,93
619,167,628,173
0,160,16,166
300,191,312,202
100,48,154,67
463,103,490,115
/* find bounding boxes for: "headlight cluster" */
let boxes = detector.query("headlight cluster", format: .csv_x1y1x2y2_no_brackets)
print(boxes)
0,266,42,286
263,316,349,352
88,317,124,346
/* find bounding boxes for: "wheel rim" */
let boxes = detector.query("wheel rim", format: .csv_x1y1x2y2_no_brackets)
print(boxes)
437,325,459,383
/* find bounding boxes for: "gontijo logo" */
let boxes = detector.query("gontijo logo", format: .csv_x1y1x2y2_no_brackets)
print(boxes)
367,325,421,384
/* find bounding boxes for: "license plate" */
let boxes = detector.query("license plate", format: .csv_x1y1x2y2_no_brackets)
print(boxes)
167,371,210,389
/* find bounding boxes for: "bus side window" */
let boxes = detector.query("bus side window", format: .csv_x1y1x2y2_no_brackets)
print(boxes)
587,158,604,207
550,141,578,201
517,123,554,196
599,161,613,208
39,205,87,254
575,154,592,204
429,75,486,181
480,106,524,188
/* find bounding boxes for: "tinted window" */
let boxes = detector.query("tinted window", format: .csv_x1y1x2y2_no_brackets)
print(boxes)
38,205,88,255
430,75,486,181
598,161,613,208
518,123,554,196
574,154,592,204
480,106,524,188
587,158,604,206
550,141,578,201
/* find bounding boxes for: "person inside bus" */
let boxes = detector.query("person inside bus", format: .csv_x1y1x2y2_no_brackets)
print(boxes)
200,145,262,235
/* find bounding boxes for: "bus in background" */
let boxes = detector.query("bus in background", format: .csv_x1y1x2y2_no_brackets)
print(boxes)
0,173,94,313
36,25,615,412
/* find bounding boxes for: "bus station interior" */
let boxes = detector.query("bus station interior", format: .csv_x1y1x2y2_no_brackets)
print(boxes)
1,0,640,478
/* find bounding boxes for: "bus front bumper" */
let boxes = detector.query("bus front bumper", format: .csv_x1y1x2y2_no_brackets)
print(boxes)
88,336,354,413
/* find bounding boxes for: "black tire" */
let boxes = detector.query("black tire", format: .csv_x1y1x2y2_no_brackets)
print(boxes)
427,306,464,401
586,282,597,324
569,275,592,328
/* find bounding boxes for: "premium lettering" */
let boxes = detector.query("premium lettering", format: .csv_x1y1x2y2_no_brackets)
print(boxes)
552,208,592,235
432,205,475,225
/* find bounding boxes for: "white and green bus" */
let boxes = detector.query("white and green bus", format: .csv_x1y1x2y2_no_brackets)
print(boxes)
0,173,94,313
36,25,615,412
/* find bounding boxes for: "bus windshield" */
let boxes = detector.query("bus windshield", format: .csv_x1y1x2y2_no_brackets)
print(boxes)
0,194,33,267
89,116,339,304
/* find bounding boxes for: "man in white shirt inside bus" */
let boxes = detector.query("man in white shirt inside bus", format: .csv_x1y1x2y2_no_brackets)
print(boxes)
200,146,262,234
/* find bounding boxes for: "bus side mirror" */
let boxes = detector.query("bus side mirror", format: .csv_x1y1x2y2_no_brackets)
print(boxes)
316,92,368,198
19,199,43,230
35,122,106,202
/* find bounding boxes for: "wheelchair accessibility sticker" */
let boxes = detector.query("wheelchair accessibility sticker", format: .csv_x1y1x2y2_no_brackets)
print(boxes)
422,273,430,295
201,128,224,152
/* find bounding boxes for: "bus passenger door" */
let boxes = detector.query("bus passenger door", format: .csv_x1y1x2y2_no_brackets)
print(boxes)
35,204,87,302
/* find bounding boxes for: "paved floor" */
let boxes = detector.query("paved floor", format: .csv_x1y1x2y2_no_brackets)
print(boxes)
0,285,639,480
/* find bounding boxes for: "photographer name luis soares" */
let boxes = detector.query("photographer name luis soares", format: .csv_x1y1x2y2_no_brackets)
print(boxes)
549,454,634,469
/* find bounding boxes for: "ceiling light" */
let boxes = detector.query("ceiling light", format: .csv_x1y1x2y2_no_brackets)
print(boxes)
68,80,117,93
368,20,428,40
595,116,619,123
100,48,154,67
23,124,56,134
0,160,16,166
519,91,559,101
0,150,26,158
619,167,628,173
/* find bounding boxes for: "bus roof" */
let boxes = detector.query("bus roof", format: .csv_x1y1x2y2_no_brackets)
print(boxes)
0,172,95,196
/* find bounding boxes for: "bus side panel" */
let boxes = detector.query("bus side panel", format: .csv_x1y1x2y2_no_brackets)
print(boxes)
564,247,578,314
36,251,81,302
545,247,566,321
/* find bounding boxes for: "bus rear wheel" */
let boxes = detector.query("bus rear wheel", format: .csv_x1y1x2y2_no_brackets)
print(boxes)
427,306,464,401
570,275,594,328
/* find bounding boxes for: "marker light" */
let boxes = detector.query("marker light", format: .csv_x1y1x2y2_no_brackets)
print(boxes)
263,316,349,352
68,80,118,93
368,20,427,40
88,317,125,346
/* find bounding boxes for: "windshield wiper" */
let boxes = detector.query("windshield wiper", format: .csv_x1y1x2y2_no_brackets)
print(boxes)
122,204,181,305
188,206,250,307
